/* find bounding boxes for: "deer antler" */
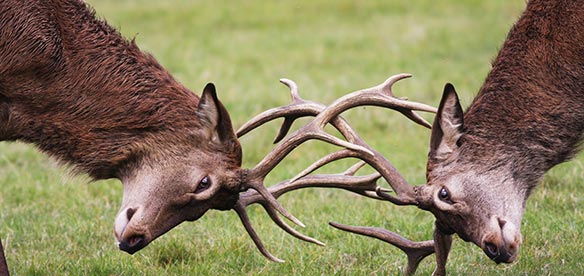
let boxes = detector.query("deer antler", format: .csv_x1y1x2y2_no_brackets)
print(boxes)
234,162,381,262
233,74,437,264
328,222,435,276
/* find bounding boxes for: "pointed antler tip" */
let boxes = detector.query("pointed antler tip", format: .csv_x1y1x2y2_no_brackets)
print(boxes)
378,73,412,96
385,73,412,86
279,78,297,88
274,257,285,263
279,78,300,100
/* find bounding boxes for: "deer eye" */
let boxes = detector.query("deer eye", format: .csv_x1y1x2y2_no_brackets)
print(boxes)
195,176,211,193
438,187,453,204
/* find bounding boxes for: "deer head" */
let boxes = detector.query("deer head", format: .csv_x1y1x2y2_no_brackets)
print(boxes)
327,84,528,276
114,83,245,253
418,84,524,264
112,82,322,257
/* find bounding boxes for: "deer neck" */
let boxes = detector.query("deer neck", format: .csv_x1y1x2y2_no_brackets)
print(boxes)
1,1,201,179
459,0,584,191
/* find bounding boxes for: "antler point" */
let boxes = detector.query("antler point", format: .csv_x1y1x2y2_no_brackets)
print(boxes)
279,78,300,101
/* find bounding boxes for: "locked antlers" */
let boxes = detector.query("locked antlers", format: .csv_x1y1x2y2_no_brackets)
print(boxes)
233,74,437,269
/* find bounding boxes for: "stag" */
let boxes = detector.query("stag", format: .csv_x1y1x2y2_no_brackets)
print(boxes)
320,0,584,275
0,0,438,274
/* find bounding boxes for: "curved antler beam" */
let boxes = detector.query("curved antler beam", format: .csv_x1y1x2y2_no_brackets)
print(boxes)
329,222,435,276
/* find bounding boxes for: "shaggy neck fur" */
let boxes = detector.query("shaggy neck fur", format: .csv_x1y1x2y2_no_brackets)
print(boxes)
459,0,584,192
0,0,202,179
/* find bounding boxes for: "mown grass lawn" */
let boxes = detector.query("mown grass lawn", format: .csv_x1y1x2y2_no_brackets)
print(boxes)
1,0,583,275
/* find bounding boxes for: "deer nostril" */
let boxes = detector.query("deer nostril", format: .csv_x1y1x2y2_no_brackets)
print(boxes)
118,234,145,254
128,235,143,248
126,207,136,221
498,218,507,229
485,242,499,259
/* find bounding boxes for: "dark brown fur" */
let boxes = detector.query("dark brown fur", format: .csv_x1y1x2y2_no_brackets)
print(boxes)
0,0,208,179
461,0,584,188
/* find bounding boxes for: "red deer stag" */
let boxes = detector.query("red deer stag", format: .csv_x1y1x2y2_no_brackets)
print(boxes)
0,0,437,274
324,0,584,275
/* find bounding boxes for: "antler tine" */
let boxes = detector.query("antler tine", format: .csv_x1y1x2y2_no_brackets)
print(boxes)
279,78,301,102
329,222,434,276
244,178,306,227
399,109,433,129
236,78,319,143
377,75,434,128
235,103,318,141
233,202,284,263
260,202,326,246
380,73,412,96
344,160,368,175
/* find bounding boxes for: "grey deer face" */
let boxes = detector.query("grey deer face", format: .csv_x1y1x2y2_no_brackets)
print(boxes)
113,83,243,254
417,84,525,263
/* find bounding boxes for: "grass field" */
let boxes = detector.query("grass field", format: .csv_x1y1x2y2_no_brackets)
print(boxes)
2,0,584,275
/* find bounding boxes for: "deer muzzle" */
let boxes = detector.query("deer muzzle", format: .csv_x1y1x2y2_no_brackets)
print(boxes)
114,206,151,254
481,217,522,263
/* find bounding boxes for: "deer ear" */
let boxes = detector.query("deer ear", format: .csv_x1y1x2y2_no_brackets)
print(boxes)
429,83,464,160
197,83,238,145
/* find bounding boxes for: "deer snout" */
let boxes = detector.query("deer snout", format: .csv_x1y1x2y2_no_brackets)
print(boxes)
481,217,522,263
114,206,150,254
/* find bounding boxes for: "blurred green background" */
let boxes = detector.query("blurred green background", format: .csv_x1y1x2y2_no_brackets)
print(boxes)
1,0,583,275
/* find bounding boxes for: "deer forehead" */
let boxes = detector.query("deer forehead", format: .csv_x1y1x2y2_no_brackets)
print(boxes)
439,169,517,202
123,160,201,193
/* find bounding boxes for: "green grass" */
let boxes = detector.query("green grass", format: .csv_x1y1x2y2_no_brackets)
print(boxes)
2,0,583,275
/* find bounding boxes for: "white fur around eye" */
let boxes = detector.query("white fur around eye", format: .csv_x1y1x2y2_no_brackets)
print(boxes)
190,176,220,201
195,176,211,193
